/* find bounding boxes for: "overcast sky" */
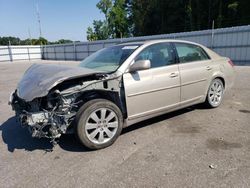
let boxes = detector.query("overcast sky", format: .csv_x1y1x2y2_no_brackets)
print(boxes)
0,0,104,41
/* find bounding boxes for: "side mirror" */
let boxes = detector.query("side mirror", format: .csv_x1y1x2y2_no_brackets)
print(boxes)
129,60,151,72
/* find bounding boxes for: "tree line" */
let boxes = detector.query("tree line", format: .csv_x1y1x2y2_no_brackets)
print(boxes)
87,0,250,41
0,36,74,46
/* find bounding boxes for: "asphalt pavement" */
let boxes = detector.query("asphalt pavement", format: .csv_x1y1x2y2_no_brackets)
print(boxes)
0,60,250,188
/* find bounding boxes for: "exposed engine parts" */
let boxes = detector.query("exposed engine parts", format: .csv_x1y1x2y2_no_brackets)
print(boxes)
10,73,123,145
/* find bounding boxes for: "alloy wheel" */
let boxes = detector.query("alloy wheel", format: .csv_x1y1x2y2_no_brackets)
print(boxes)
208,80,224,107
85,108,119,144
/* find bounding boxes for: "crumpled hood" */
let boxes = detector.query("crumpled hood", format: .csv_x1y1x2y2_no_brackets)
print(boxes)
17,64,101,102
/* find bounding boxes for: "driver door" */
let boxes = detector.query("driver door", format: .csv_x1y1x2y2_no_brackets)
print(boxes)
123,43,181,122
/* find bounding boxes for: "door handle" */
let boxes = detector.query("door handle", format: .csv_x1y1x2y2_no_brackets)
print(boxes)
206,66,212,71
170,72,178,78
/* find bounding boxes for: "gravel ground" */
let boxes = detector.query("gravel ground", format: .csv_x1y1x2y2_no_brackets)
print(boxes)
0,60,250,188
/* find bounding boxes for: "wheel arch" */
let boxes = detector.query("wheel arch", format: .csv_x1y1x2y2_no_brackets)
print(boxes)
75,90,128,119
204,73,226,99
204,76,225,108
213,76,225,88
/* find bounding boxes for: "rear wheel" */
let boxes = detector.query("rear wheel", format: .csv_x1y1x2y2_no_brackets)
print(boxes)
75,99,123,150
205,78,224,108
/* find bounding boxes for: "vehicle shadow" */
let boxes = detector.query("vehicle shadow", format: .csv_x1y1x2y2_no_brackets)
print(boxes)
0,117,90,152
0,105,201,153
0,117,53,152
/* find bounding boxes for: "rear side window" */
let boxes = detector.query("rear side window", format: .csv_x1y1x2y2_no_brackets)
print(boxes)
135,43,175,68
175,43,209,63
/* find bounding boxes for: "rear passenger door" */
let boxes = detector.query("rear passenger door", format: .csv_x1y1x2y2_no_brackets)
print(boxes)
174,43,213,104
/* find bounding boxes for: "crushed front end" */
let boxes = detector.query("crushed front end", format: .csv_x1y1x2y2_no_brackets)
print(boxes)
9,89,78,144
8,63,124,146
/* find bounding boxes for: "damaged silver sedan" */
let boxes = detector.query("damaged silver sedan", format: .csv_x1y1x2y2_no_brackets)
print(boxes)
9,40,235,149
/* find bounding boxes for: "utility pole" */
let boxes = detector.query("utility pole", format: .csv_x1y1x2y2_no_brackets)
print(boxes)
8,40,13,62
28,28,32,45
211,20,215,49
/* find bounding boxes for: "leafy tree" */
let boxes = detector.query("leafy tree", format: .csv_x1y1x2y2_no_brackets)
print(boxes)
0,36,21,45
97,0,112,20
87,20,109,41
87,27,98,41
0,36,73,45
127,0,250,37
109,0,130,38
20,39,32,45
31,37,48,45
56,39,73,44
87,0,130,40
128,0,189,36
87,0,112,41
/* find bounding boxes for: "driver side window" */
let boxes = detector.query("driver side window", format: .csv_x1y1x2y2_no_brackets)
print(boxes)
135,43,175,68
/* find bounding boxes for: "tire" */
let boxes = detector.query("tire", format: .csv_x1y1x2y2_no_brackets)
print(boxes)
205,78,224,108
75,99,123,150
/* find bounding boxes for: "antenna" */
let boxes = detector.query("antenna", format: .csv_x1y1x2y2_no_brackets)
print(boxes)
36,3,42,39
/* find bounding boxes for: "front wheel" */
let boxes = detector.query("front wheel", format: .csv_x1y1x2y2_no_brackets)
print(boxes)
205,78,224,108
75,99,123,150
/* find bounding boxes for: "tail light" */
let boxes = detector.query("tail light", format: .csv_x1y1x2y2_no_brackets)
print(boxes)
228,59,234,67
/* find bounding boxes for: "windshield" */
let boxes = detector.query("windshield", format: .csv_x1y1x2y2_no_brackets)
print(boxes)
79,44,140,72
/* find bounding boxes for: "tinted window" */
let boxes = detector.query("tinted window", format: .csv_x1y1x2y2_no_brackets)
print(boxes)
135,43,175,68
175,43,209,63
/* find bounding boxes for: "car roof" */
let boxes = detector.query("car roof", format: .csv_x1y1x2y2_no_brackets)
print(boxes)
119,39,204,47
118,39,221,59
